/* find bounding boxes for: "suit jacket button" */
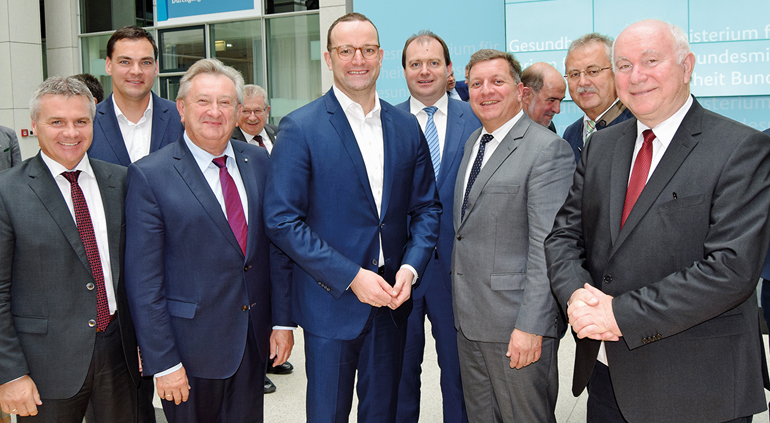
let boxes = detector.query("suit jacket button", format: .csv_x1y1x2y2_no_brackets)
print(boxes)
244,265,250,271
371,259,378,266
88,319,96,328
86,282,95,290
380,223,385,229
656,334,662,340
242,305,249,311
603,274,613,283
456,235,462,241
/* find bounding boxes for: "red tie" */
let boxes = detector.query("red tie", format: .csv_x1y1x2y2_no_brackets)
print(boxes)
621,129,655,228
253,135,265,148
62,171,111,331
212,157,248,254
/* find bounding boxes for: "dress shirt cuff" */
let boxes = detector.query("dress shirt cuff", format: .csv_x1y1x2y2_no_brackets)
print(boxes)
4,375,25,385
272,326,295,331
154,363,183,378
400,264,419,285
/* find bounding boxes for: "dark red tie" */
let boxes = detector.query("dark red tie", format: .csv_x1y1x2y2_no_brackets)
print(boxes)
621,129,655,228
62,171,110,331
253,135,265,148
212,157,248,254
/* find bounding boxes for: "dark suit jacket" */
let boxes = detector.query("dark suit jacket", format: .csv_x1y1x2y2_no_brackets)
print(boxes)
0,155,138,398
546,98,770,422
264,89,441,341
124,138,292,378
454,80,469,102
562,101,634,163
396,98,480,300
89,93,184,166
0,126,21,171
231,123,278,146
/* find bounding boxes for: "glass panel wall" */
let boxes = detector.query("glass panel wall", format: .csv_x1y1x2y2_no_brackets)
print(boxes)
265,0,318,14
266,14,322,125
81,33,116,99
81,0,153,34
210,20,264,88
159,26,206,73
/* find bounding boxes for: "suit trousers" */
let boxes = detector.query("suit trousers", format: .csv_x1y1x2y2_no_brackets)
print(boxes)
160,320,265,423
588,361,754,423
19,317,137,423
304,307,407,423
457,328,558,423
396,279,468,423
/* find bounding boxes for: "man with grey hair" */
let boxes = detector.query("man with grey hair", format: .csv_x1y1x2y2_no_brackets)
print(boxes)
125,58,293,422
547,19,770,422
453,49,574,423
0,125,21,171
232,84,279,155
562,33,634,163
0,76,139,421
521,62,566,132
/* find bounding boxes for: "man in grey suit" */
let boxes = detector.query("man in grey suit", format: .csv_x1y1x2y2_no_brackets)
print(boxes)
0,76,138,421
452,49,574,423
0,125,21,171
546,20,770,423
232,85,278,155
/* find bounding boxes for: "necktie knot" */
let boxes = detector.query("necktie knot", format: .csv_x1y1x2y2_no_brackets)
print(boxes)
481,133,493,145
642,129,656,145
212,156,227,169
423,106,438,117
62,170,81,184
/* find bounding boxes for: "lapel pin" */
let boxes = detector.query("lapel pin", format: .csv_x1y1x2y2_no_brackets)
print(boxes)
244,158,249,162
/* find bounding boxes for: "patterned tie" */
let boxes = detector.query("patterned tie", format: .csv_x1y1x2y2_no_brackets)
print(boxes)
62,171,111,331
212,157,248,254
461,134,493,220
621,129,656,228
253,135,266,149
584,119,596,144
423,106,441,179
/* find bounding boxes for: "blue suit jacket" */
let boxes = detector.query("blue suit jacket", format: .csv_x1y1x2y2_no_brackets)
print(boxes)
396,98,480,300
563,105,634,163
264,89,441,341
89,93,184,166
124,138,292,379
454,80,469,102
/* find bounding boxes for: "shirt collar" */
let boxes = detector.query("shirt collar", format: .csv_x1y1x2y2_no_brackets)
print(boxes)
40,151,94,179
636,95,694,148
333,85,381,119
183,132,236,173
583,98,619,125
113,94,153,123
409,93,449,117
482,109,524,142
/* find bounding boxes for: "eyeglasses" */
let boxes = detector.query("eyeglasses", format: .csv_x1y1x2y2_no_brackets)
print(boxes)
565,66,612,81
329,45,380,61
241,108,266,116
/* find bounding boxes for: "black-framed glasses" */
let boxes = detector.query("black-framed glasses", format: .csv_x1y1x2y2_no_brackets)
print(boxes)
241,108,266,116
329,45,380,61
565,66,612,80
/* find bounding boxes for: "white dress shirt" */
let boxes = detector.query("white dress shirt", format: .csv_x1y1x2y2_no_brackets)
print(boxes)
462,110,524,195
40,152,117,315
113,95,154,163
582,98,619,144
240,128,274,154
409,93,449,158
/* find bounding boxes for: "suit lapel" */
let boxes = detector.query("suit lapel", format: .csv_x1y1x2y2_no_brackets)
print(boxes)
172,140,244,256
380,105,396,221
439,100,465,190
325,91,379,216
96,97,131,166
454,128,480,232
608,123,637,245
150,93,171,153
234,143,260,260
26,155,91,273
91,159,123,290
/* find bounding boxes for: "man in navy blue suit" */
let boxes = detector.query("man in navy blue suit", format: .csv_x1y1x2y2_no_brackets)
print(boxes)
88,26,183,167
264,13,441,423
395,30,480,423
125,58,293,423
561,33,633,163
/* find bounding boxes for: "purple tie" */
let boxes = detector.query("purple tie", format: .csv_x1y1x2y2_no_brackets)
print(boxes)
212,157,248,254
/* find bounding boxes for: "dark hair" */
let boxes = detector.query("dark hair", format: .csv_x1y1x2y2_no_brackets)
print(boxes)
326,13,379,52
401,30,451,69
466,49,522,84
107,26,158,61
73,73,105,103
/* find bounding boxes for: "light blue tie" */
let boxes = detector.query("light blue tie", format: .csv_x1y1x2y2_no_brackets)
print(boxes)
423,106,441,179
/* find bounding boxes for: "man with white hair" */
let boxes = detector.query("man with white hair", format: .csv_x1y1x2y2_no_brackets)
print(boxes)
546,19,770,423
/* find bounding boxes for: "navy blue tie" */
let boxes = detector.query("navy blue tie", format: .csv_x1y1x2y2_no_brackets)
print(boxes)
461,134,493,220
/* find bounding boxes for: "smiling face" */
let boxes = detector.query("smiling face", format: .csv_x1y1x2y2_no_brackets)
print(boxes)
237,95,270,136
614,20,694,128
523,69,566,127
468,58,523,133
177,73,238,155
32,94,93,169
324,20,382,103
404,37,452,106
105,38,158,104
565,41,616,120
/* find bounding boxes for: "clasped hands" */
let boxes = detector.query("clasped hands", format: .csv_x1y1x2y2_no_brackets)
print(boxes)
568,283,622,341
350,267,412,310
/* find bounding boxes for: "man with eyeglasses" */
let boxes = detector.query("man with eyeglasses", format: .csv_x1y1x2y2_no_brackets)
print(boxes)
561,33,634,163
264,12,441,423
233,85,278,155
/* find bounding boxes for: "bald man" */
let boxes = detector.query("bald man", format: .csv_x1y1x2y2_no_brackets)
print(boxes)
521,63,566,133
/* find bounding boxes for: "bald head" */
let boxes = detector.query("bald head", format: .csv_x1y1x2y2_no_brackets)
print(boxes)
521,62,566,127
